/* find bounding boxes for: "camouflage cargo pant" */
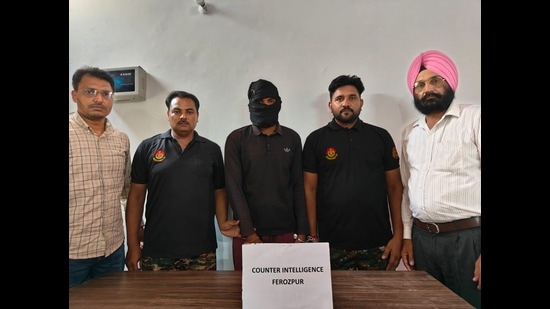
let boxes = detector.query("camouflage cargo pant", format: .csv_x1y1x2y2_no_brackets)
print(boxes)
330,246,388,270
141,252,216,271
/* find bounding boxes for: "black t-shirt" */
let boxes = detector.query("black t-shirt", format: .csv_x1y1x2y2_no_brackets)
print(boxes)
302,119,400,250
131,130,224,258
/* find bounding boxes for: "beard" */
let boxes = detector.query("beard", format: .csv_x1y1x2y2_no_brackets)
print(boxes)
333,107,360,124
413,89,454,115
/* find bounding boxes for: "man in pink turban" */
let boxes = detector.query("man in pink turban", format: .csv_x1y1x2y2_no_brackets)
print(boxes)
406,49,459,94
400,50,482,308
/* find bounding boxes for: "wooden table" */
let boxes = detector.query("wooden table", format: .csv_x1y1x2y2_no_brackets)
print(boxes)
69,270,473,308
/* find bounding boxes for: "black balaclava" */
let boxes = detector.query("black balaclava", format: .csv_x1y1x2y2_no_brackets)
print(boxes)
247,79,282,128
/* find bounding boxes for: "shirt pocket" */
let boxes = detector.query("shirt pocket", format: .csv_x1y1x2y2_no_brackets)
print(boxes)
432,142,461,171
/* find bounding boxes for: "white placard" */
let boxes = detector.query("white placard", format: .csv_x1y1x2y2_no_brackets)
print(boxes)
242,242,333,309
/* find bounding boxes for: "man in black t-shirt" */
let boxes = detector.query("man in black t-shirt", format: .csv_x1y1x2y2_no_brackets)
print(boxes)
125,90,240,272
224,79,309,270
302,75,403,270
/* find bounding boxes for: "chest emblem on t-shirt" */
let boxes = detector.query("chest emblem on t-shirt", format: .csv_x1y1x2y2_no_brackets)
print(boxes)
153,149,166,162
325,147,338,160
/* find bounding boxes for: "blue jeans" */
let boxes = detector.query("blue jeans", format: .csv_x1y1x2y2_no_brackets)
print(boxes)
69,244,125,288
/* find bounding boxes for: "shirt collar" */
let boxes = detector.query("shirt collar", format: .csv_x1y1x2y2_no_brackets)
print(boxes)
328,118,363,131
70,112,113,134
251,124,282,136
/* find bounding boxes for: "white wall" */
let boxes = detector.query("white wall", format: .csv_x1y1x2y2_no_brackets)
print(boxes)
69,0,481,270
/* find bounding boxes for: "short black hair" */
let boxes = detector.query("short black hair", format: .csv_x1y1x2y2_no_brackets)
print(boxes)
72,66,115,92
328,75,365,100
164,90,200,111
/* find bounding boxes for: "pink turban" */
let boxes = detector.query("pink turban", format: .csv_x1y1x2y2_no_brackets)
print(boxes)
407,50,458,94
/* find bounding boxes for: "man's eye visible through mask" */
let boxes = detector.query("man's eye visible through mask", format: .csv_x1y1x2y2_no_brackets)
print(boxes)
261,98,276,105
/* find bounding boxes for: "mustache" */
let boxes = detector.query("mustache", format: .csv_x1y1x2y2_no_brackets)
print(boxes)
340,107,354,113
422,92,442,100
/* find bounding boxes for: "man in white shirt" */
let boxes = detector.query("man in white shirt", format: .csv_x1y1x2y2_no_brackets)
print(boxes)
400,50,481,308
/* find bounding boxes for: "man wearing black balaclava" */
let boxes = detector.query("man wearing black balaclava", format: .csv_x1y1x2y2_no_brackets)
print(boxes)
224,79,309,270
247,79,281,129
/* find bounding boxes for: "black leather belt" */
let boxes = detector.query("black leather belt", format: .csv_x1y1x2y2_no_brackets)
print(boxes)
413,216,481,234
